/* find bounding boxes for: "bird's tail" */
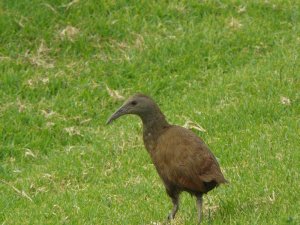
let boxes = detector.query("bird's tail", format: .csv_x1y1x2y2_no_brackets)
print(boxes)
221,178,229,184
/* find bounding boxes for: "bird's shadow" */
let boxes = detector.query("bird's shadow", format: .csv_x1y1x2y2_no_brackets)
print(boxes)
158,197,255,225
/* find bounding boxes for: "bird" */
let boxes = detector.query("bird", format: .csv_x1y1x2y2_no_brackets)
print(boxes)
106,94,227,223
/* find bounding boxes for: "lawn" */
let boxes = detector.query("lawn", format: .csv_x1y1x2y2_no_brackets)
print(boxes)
0,0,299,224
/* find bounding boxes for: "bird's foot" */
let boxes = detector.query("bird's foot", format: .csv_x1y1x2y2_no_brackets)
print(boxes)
167,212,174,220
164,213,175,225
167,211,175,221
197,218,202,224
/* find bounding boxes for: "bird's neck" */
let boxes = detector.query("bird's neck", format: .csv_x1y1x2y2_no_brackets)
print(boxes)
142,113,169,133
140,109,170,153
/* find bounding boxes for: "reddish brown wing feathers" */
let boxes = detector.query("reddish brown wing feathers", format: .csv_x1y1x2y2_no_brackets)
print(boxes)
154,126,226,193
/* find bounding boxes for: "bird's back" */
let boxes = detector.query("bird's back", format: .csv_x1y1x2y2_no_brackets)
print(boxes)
151,125,227,194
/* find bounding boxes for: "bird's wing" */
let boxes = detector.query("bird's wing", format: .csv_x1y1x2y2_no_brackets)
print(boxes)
155,126,226,193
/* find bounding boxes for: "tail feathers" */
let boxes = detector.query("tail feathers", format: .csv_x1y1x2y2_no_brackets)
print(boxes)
221,178,229,184
217,175,229,185
200,173,228,184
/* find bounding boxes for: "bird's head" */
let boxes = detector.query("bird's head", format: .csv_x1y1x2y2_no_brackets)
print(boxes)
106,94,157,125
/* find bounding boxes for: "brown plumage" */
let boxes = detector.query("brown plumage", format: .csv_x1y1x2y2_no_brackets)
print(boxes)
106,94,227,223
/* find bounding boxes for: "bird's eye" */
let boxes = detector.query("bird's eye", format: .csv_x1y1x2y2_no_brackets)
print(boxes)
131,101,137,106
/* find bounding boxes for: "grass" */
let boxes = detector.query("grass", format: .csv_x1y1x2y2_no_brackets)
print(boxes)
0,0,300,224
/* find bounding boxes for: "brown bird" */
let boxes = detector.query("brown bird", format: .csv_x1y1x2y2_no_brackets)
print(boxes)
106,94,227,223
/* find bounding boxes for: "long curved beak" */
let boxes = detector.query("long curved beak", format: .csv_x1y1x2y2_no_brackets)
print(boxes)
106,105,127,125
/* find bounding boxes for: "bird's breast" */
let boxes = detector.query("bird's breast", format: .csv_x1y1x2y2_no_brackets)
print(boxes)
143,132,156,153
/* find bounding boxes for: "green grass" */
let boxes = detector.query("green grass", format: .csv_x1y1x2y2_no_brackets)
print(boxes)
1,0,300,224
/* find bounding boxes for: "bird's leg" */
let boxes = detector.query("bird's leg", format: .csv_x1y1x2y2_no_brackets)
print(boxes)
167,195,179,220
165,188,179,221
196,194,203,224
